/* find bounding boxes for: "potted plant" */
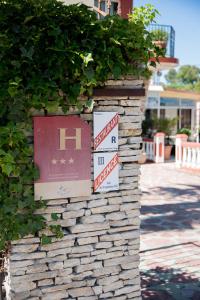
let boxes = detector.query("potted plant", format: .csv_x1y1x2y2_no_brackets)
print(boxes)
152,117,177,160
151,29,169,49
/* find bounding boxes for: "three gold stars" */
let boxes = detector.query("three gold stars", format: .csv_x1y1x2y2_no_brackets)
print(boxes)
51,158,74,165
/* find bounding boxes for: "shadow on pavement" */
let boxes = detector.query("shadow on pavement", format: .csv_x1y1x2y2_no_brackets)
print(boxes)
142,185,200,198
141,185,200,233
141,266,200,300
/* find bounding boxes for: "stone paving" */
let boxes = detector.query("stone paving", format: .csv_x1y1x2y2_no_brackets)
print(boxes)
139,163,200,300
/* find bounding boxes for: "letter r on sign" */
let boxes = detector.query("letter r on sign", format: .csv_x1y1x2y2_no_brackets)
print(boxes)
59,128,82,150
111,136,116,143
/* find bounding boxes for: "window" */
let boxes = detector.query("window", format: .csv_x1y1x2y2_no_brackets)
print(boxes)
147,97,159,108
160,109,165,119
181,99,195,108
110,1,118,15
180,109,192,129
160,97,179,107
94,0,118,16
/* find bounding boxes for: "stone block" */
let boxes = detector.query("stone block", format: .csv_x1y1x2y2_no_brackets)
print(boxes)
78,236,98,246
99,292,113,298
106,212,126,221
72,271,93,281
98,275,119,286
11,291,30,300
30,289,43,297
115,285,139,296
94,106,124,114
68,287,94,298
81,257,95,265
75,262,102,274
120,100,141,107
80,214,105,224
93,266,121,277
69,222,110,233
104,255,138,267
91,205,119,214
72,245,94,254
92,286,103,295
47,247,71,257
64,259,80,268
96,251,123,261
40,239,74,251
78,297,98,300
11,281,36,293
12,270,58,283
26,264,48,274
38,279,54,287
66,202,87,211
119,269,139,280
119,123,141,130
48,261,63,270
124,107,141,115
103,280,123,293
95,242,113,249
10,252,46,261
62,209,85,219
114,237,127,246
120,203,140,211
121,261,139,270
108,197,123,205
41,290,68,300
12,244,38,253
12,237,40,245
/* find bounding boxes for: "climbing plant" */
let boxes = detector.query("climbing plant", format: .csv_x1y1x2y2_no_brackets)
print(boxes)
0,0,162,250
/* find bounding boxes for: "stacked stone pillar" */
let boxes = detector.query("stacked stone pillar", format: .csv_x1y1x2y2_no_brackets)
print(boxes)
5,78,148,300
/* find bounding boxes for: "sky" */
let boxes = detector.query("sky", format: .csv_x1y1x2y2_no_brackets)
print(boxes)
134,0,200,68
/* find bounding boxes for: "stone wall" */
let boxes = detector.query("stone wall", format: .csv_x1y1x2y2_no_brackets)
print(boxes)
5,78,148,300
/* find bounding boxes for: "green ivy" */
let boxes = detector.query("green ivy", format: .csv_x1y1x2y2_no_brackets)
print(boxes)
0,0,162,250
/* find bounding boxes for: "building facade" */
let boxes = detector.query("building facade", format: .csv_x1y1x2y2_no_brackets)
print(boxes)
65,0,133,19
146,88,200,138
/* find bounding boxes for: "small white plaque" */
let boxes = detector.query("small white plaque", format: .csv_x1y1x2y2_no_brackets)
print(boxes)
94,152,119,193
93,112,119,152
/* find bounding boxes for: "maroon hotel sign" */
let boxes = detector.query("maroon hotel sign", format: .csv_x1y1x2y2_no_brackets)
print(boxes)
34,116,91,200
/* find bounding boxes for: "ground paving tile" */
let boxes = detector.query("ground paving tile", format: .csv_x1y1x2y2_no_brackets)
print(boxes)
140,163,200,300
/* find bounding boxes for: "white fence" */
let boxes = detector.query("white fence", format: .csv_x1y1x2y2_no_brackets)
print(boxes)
143,138,154,161
176,134,200,169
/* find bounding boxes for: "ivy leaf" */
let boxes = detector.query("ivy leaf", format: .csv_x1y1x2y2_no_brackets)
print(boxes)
51,213,59,221
110,37,121,45
41,234,52,245
20,46,34,60
1,164,13,176
113,65,121,79
80,53,93,67
23,16,34,24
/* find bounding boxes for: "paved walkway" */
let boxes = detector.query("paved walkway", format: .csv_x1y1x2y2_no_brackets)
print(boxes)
139,163,200,300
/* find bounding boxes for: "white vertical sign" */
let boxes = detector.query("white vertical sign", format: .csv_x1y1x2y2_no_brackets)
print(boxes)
93,112,119,151
94,152,119,193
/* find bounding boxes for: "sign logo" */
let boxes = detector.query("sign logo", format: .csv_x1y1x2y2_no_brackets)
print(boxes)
59,128,82,150
34,116,91,200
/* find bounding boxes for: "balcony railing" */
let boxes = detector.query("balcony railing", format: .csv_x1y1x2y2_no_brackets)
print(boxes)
148,24,175,58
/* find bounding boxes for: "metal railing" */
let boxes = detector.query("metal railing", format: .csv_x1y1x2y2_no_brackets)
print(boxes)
148,24,175,58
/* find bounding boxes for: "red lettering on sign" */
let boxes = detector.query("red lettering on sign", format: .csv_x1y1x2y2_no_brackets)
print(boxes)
94,153,118,192
94,113,119,150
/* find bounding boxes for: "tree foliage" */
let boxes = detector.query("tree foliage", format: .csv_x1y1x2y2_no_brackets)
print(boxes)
165,65,200,91
0,0,161,250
